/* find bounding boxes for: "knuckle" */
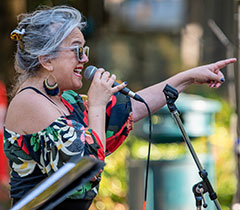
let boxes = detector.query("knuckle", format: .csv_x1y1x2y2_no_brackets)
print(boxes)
111,75,116,81
96,68,104,75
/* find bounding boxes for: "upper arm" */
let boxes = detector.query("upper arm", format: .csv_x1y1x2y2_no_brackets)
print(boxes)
105,93,133,155
5,92,61,134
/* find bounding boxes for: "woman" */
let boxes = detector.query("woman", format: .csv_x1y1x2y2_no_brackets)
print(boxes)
4,5,236,210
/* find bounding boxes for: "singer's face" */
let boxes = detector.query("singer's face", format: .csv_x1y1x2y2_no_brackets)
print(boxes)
50,27,89,91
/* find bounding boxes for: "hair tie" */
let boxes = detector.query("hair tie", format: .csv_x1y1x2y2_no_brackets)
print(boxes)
10,29,25,50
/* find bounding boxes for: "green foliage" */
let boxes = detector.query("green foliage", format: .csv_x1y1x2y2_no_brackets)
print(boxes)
208,99,237,210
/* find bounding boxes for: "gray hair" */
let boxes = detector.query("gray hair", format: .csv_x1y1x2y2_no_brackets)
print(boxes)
14,5,86,76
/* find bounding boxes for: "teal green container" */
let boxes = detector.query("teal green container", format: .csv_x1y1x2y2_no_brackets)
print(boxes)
132,93,221,143
128,94,220,209
128,154,216,210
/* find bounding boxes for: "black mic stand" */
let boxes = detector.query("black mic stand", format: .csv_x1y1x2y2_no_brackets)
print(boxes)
163,84,222,210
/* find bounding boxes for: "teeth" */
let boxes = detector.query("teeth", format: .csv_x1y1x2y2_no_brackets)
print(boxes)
74,69,82,74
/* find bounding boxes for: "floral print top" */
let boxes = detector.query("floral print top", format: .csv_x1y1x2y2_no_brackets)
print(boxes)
3,90,133,200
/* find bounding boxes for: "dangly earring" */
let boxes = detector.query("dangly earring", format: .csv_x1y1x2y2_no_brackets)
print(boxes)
43,74,59,96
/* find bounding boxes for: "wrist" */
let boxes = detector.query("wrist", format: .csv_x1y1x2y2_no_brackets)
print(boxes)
179,70,194,85
171,71,194,93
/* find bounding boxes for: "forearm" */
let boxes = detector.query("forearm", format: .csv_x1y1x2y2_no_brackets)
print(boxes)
88,106,106,150
132,71,193,122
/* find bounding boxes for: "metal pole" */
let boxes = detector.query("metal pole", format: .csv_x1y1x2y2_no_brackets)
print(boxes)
171,110,222,210
233,1,240,207
163,84,222,210
208,19,235,109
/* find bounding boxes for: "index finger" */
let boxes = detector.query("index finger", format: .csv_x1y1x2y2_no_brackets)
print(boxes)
93,68,105,80
215,58,237,69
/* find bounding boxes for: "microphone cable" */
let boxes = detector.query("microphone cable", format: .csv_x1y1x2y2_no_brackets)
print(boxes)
140,100,152,210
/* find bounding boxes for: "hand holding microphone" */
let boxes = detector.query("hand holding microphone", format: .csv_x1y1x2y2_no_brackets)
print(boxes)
84,66,145,103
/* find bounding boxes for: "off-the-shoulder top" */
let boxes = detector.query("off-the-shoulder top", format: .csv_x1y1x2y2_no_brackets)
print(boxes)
3,89,133,200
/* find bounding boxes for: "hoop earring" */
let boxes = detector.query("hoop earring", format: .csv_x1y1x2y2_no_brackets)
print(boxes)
43,74,59,96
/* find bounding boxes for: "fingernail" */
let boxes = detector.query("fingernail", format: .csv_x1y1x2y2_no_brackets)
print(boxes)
220,78,225,82
124,81,128,85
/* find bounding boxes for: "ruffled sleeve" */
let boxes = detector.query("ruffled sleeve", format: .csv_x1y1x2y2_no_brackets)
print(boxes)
4,116,105,177
79,92,133,156
62,90,133,156
104,93,133,155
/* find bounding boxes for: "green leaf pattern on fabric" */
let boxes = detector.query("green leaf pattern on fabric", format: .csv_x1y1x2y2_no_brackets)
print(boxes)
106,130,114,138
30,134,40,152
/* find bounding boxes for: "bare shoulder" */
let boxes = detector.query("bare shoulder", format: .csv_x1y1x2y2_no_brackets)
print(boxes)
5,90,61,134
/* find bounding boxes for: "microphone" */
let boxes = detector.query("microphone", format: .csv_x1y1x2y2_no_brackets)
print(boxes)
84,65,145,103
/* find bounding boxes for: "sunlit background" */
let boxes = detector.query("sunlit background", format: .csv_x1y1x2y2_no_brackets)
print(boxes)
0,0,239,210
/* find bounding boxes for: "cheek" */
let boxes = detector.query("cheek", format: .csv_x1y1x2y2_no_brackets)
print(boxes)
59,57,77,71
53,52,78,76
59,51,77,64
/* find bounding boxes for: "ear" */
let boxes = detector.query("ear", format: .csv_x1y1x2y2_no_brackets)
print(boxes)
38,55,54,72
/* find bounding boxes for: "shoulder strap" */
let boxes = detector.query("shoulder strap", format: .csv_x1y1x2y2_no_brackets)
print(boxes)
18,86,58,107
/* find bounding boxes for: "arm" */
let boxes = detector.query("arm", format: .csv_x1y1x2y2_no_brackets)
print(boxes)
88,105,107,149
87,69,127,151
132,58,237,122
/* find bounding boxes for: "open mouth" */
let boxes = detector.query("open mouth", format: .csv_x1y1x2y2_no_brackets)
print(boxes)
74,68,82,77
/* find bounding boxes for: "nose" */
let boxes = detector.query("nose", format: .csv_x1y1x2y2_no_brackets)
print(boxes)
80,53,89,64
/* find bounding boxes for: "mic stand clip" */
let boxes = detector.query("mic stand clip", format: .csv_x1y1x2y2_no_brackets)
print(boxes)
192,181,208,210
163,84,222,210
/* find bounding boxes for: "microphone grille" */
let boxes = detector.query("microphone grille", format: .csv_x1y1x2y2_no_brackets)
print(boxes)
84,65,97,81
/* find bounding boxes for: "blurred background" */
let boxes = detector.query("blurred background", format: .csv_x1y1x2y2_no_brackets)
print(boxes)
0,0,240,210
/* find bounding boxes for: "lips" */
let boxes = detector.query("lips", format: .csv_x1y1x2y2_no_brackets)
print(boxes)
74,67,82,77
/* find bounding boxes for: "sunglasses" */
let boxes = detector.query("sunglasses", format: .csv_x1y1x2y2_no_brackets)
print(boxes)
59,45,89,61
72,46,89,61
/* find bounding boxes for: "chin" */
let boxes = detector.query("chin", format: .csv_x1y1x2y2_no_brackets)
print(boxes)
72,82,83,90
62,83,82,91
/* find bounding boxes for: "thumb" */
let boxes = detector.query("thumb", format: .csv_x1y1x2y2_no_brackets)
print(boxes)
209,71,225,83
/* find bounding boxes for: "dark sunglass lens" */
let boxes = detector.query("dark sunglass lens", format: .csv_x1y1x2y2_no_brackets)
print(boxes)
78,47,83,60
84,47,89,57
